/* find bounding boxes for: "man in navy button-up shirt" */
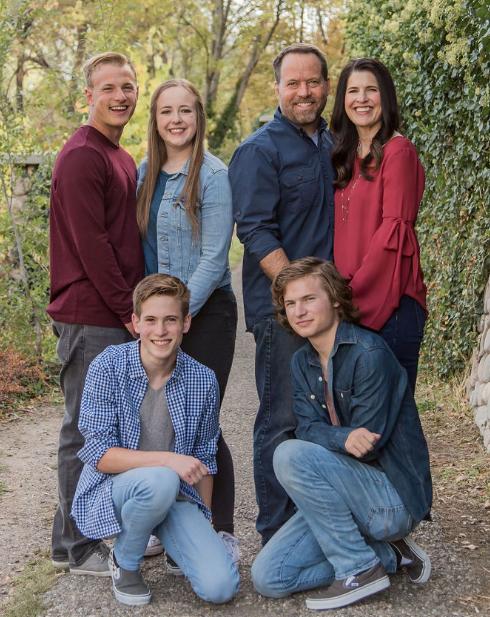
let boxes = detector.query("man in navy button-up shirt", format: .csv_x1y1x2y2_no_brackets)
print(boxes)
251,258,432,610
229,43,335,543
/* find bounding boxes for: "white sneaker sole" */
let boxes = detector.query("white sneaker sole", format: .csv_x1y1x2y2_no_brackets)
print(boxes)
69,567,112,577
306,575,390,610
112,585,152,606
404,536,431,584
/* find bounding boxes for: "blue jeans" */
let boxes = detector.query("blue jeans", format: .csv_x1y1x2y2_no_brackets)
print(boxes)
51,321,133,565
111,467,239,604
251,440,414,597
252,317,304,543
379,296,426,393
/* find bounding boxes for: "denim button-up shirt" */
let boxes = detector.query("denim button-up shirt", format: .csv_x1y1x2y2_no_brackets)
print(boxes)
291,321,432,523
138,152,233,316
72,343,219,540
229,108,335,330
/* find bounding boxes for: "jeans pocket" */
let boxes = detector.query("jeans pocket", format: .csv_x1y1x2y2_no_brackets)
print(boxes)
366,505,413,541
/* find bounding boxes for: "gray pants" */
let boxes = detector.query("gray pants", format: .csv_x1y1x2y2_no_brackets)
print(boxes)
51,321,133,565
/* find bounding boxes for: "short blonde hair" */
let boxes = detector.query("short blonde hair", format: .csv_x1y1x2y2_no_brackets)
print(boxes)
133,274,190,318
83,51,136,87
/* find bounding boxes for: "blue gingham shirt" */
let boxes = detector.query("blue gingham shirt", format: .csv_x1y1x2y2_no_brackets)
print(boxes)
71,342,219,539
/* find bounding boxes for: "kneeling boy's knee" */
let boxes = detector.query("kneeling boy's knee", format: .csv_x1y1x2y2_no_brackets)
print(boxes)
251,556,288,599
138,467,180,507
197,568,239,604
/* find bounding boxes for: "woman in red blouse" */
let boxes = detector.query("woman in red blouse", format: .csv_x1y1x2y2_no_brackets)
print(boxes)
331,58,427,392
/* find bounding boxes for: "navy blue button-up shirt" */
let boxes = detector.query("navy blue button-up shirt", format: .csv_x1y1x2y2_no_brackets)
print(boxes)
229,108,335,330
291,321,432,523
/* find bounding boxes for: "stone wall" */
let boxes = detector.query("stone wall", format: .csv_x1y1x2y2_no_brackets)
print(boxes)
467,274,490,452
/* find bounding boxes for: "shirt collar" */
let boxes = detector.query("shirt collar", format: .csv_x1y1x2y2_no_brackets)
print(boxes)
305,321,358,367
128,342,185,381
274,107,328,136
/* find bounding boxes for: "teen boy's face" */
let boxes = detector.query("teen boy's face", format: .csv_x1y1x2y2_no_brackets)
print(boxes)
132,295,190,369
283,275,340,341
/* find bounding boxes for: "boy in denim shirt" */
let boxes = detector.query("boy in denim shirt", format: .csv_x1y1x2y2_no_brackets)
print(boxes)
72,274,239,606
252,258,432,610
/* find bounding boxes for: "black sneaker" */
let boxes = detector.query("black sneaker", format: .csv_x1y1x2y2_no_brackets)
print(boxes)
305,563,390,610
390,536,431,584
165,553,183,576
109,549,152,606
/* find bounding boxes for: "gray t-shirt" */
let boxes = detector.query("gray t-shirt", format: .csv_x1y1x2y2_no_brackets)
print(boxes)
138,385,175,452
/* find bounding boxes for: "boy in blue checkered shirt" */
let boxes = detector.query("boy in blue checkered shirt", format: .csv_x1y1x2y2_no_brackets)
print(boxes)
72,274,239,606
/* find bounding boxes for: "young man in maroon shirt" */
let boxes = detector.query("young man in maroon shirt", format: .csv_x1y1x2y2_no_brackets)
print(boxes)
47,52,144,576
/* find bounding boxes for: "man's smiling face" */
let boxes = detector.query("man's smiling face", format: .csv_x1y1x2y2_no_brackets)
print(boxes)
132,294,190,371
85,62,138,142
275,52,329,135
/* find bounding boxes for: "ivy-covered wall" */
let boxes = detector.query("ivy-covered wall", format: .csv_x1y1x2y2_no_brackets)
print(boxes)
343,0,490,377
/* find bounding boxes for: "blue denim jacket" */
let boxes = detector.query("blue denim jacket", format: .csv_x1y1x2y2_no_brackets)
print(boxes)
291,321,432,523
138,152,233,316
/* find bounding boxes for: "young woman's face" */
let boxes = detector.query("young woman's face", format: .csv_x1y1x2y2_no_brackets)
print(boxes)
155,86,198,152
344,70,382,134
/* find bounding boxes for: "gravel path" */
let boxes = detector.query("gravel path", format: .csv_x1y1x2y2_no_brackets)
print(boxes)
1,266,489,616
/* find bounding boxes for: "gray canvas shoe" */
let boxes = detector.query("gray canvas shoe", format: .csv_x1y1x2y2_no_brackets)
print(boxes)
69,544,111,577
390,536,431,583
109,549,151,606
306,563,390,610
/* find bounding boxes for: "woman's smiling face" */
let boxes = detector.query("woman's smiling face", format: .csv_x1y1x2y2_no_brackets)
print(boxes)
344,70,382,134
155,85,198,153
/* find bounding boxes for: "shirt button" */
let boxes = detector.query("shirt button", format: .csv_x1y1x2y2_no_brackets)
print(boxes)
310,394,316,400
318,376,323,381
322,404,327,409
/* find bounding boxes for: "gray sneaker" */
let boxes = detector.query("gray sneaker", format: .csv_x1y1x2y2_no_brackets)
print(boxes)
390,536,431,584
69,544,111,577
51,557,69,570
109,549,152,606
306,563,390,610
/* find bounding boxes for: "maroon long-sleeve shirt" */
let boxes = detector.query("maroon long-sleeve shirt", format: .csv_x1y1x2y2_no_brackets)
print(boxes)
47,126,144,328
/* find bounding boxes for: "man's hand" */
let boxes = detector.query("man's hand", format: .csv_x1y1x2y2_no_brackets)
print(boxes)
124,321,137,338
166,453,209,485
345,428,381,458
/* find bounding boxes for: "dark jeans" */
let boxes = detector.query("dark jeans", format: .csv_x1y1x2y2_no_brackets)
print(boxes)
181,288,238,535
378,296,427,394
52,321,133,566
252,317,304,544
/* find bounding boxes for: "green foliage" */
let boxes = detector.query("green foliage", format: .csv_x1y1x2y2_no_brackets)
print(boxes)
0,159,55,361
344,0,490,377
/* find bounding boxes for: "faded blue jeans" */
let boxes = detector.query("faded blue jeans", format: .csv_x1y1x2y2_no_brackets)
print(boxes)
252,440,414,597
111,466,239,604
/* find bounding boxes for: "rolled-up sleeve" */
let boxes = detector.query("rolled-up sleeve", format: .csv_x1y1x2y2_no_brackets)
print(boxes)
192,376,220,474
78,358,120,468
229,143,283,261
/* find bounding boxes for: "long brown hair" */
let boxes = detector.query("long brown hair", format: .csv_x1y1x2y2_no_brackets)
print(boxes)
331,58,400,188
272,257,360,333
137,79,205,236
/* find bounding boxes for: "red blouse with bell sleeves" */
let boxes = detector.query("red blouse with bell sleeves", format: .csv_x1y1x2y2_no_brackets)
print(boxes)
333,136,427,331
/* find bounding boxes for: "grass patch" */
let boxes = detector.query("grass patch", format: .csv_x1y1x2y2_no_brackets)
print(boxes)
3,556,58,617
229,233,244,269
417,369,490,503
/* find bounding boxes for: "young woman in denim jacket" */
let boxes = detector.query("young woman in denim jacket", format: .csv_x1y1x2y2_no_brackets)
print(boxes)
137,79,238,562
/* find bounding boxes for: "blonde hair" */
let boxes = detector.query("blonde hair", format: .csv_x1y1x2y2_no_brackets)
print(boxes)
133,274,190,318
83,52,136,87
137,79,205,237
